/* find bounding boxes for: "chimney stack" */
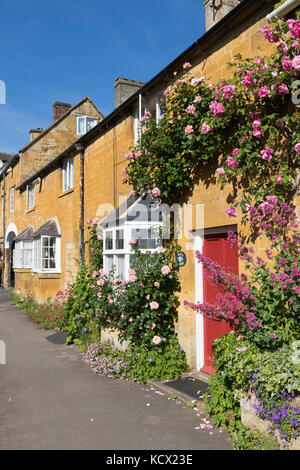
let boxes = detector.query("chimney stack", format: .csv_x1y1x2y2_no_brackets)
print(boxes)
53,102,72,122
114,78,145,108
204,0,241,31
29,128,43,141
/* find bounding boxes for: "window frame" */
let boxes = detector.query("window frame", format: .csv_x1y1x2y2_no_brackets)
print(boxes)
9,187,15,213
62,157,74,192
13,240,33,269
32,235,61,274
103,221,162,280
26,184,35,210
76,115,98,136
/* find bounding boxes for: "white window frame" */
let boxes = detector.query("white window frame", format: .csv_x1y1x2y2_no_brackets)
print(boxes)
62,157,74,191
103,222,162,280
27,184,35,210
13,240,33,269
134,92,166,143
9,187,15,213
32,236,61,273
76,116,98,136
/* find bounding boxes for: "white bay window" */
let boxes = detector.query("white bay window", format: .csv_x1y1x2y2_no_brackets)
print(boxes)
33,236,61,273
13,240,33,268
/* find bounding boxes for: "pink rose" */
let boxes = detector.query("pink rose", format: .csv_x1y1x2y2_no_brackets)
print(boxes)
129,275,137,283
92,271,98,278
97,292,102,298
194,95,201,104
129,317,133,323
164,87,171,96
275,173,282,184
226,207,237,218
97,279,105,286
129,239,137,246
135,150,142,160
258,86,270,98
154,282,160,288
186,104,196,115
295,141,300,155
150,323,156,330
282,56,292,71
92,217,100,225
150,302,159,310
185,125,194,135
275,83,289,95
151,187,161,198
152,335,163,345
292,55,300,72
209,101,225,117
226,157,238,168
260,148,274,161
201,123,211,134
216,167,225,176
222,85,236,100
232,148,240,156
161,265,171,275
183,62,192,69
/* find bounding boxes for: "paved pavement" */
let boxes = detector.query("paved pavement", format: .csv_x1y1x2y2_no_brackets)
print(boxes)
0,289,232,450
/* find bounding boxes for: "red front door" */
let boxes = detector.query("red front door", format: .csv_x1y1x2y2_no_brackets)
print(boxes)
201,233,238,375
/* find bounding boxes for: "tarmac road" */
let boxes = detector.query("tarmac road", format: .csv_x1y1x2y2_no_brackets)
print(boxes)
0,289,232,451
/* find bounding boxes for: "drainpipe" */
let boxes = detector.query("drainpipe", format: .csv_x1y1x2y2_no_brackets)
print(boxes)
266,0,300,22
1,172,5,287
75,143,85,265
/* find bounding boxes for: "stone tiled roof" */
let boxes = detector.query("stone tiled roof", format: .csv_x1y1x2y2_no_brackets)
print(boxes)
32,220,60,238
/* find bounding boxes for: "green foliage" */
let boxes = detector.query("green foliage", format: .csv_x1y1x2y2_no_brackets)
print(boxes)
126,336,190,384
204,373,241,433
126,21,300,208
9,290,67,330
83,336,190,384
231,426,280,450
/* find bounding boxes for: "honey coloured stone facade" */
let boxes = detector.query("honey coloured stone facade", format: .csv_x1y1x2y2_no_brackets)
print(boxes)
1,0,298,369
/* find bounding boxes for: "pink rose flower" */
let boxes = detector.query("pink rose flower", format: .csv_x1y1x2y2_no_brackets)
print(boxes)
258,86,270,98
186,104,196,115
226,157,238,168
201,122,211,134
97,292,102,298
222,85,236,100
129,275,137,283
152,335,163,345
260,148,274,161
183,62,192,69
154,282,160,287
97,235,102,240
209,101,225,117
150,323,156,330
129,239,137,246
135,150,142,160
194,95,201,104
295,141,300,155
232,148,240,156
275,173,282,184
161,265,171,275
92,217,100,225
150,302,159,310
226,207,237,218
185,125,194,135
92,271,98,278
282,56,292,71
97,279,105,286
130,190,136,197
275,83,289,95
292,55,300,72
216,167,225,176
129,317,133,323
151,187,161,198
164,87,171,96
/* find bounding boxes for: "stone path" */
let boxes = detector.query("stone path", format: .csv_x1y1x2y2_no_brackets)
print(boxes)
0,289,231,450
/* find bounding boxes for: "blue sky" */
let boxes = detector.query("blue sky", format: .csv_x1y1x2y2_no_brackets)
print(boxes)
0,0,205,153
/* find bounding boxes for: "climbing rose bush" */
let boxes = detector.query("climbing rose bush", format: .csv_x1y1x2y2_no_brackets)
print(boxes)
124,18,300,208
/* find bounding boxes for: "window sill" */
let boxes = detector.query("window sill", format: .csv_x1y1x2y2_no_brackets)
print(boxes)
13,268,32,273
26,207,35,214
59,188,74,198
35,272,61,279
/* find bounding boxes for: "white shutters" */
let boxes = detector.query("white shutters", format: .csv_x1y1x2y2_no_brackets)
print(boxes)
62,158,74,191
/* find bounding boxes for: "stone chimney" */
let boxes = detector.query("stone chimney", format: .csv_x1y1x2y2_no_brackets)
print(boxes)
53,102,72,122
29,128,43,141
204,0,242,31
114,78,145,108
